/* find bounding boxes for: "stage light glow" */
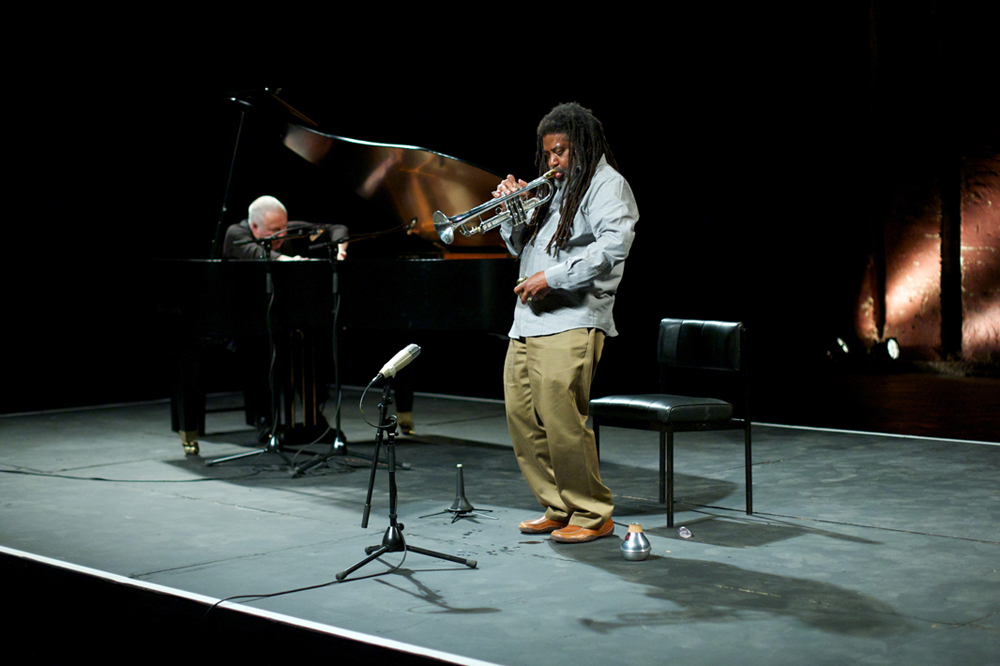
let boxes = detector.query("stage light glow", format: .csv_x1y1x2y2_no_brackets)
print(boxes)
883,235,943,348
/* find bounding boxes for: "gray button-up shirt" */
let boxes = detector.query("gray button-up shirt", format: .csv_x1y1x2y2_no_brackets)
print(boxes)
502,156,639,339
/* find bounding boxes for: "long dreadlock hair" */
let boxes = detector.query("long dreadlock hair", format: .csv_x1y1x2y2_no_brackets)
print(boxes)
528,102,618,254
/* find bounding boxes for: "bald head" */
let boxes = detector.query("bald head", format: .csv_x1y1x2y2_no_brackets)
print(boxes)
248,196,289,249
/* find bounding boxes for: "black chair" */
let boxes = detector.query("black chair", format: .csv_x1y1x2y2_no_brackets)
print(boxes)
590,318,751,527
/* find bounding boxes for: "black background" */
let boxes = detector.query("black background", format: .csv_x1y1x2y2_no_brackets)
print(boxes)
5,4,997,425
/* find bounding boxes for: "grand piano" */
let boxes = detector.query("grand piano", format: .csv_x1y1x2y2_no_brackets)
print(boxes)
161,90,518,454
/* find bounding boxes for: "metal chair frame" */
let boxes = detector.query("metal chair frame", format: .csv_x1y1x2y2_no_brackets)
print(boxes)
591,319,752,527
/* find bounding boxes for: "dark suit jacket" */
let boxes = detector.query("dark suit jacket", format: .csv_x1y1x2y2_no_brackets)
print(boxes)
223,220,348,260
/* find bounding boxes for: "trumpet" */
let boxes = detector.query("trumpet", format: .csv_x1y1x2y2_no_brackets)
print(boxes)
433,169,562,244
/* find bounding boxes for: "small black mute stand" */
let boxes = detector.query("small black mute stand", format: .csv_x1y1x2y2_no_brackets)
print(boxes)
336,379,477,581
420,464,497,523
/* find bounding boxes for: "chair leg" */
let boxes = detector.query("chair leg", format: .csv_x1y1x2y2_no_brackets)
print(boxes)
745,422,753,515
658,431,666,504
665,431,675,528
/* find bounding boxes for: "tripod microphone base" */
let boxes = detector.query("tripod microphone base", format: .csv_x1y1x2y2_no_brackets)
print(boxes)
336,523,477,581
337,377,475,582
206,434,292,467
367,524,406,554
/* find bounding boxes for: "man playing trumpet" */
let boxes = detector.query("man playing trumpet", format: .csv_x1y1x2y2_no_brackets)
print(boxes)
497,102,639,543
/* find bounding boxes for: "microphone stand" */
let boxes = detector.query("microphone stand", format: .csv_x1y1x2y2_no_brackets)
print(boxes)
336,377,477,581
291,234,352,476
207,237,292,467
291,233,405,476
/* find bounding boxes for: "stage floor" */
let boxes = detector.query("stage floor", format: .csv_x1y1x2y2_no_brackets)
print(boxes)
2,391,998,664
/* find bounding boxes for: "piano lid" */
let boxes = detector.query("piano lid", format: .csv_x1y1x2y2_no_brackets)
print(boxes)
282,122,508,254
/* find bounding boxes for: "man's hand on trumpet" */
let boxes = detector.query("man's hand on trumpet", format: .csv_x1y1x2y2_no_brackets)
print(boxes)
515,271,551,304
494,175,531,214
494,174,529,199
499,175,550,303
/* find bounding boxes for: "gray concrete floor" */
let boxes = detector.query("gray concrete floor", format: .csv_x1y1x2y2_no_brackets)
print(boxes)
1,391,997,664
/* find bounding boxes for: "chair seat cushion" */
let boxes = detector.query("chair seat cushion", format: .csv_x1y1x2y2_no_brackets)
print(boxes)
591,394,733,424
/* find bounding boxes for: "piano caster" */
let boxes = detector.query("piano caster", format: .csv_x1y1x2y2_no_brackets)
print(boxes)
181,431,200,456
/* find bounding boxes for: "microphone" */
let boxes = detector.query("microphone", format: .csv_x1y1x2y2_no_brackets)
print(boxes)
375,344,421,381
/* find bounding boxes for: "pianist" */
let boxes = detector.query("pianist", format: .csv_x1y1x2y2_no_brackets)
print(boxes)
223,195,348,261
221,194,348,442
497,102,638,544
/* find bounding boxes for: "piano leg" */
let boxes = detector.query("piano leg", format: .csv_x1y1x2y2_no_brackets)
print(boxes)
170,337,206,456
180,431,200,456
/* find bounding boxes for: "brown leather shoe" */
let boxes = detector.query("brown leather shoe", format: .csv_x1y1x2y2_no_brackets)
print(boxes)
550,519,615,543
518,516,569,534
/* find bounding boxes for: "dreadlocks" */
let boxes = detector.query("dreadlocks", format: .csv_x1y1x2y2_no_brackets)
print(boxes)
529,102,619,254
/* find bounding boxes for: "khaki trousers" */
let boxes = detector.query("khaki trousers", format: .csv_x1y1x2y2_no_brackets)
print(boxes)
503,329,613,529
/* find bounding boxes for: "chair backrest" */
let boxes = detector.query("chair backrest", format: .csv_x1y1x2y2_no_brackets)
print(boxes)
657,319,743,372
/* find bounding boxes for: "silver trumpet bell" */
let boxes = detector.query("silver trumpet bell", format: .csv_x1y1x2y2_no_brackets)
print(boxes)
432,169,561,244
